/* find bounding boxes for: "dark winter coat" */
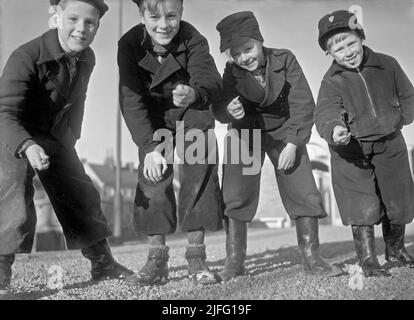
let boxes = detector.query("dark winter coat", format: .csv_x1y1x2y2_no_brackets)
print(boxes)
314,46,414,144
0,29,95,156
212,47,316,146
118,21,222,154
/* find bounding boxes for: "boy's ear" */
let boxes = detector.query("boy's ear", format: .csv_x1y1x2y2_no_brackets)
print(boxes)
179,5,183,18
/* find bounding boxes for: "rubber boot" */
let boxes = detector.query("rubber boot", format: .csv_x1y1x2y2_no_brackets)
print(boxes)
126,245,169,286
296,217,344,277
81,239,133,281
217,218,247,282
352,225,390,277
0,254,14,298
382,216,414,268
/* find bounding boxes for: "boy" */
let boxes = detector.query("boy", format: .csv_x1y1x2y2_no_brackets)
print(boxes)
213,11,342,281
118,0,223,286
0,0,132,296
315,10,414,277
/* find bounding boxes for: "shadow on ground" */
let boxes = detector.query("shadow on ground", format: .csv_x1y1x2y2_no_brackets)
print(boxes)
168,234,414,280
6,234,414,299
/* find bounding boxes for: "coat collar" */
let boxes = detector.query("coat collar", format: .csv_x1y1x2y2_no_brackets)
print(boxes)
37,29,95,67
137,24,188,89
261,47,287,107
329,46,385,76
232,47,287,106
38,29,94,101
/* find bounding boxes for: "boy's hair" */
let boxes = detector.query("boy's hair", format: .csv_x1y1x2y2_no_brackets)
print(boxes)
325,30,363,52
133,0,183,14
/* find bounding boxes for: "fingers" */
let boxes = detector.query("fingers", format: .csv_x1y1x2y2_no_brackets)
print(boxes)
144,166,162,183
143,163,168,183
172,85,195,108
30,158,50,171
230,107,245,119
277,158,294,171
333,126,351,145
26,146,50,171
277,147,296,171
30,158,46,171
334,132,351,145
227,97,245,119
174,84,186,92
173,96,189,108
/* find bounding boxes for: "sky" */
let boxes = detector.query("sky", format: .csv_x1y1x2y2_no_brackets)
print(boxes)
1,0,414,165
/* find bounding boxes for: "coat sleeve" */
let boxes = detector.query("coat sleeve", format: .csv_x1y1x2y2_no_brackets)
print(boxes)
393,58,414,126
117,38,159,155
283,53,316,146
0,48,36,157
314,78,347,145
211,63,237,123
184,25,223,109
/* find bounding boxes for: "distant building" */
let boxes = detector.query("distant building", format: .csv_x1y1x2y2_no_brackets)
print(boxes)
83,156,138,202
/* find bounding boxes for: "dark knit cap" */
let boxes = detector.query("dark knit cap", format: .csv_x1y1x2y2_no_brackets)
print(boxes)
318,10,365,51
50,0,109,17
216,11,264,53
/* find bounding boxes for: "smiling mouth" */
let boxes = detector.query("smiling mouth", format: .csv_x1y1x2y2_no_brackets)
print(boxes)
72,36,86,41
243,61,255,67
156,31,172,37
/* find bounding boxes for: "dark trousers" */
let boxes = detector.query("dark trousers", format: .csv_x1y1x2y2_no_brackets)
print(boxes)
133,124,223,235
0,137,111,255
222,129,327,222
330,131,414,226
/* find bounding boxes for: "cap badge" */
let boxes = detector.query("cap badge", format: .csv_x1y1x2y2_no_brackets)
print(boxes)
328,15,334,23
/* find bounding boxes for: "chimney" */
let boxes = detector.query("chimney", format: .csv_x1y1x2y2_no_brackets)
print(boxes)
104,149,115,169
125,162,136,172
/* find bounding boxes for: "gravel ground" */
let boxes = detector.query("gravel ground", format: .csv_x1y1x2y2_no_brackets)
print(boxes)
3,223,414,300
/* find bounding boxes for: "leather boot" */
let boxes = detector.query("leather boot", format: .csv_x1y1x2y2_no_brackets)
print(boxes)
352,225,390,277
126,245,169,286
186,244,218,285
382,217,414,268
81,239,133,281
217,218,247,282
0,254,15,297
296,217,344,277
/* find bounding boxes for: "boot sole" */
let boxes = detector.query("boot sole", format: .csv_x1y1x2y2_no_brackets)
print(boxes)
125,275,169,287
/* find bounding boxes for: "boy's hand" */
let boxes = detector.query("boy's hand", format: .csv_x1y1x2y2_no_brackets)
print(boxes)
333,126,351,145
25,144,50,171
278,143,297,171
143,150,168,183
227,96,245,119
172,84,196,108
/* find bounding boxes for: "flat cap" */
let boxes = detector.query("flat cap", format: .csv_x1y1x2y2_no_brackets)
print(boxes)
50,0,109,17
216,11,264,53
318,10,365,51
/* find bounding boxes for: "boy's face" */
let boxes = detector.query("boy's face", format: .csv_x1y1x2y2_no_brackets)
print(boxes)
229,39,264,72
328,32,364,69
140,0,183,46
57,1,100,56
